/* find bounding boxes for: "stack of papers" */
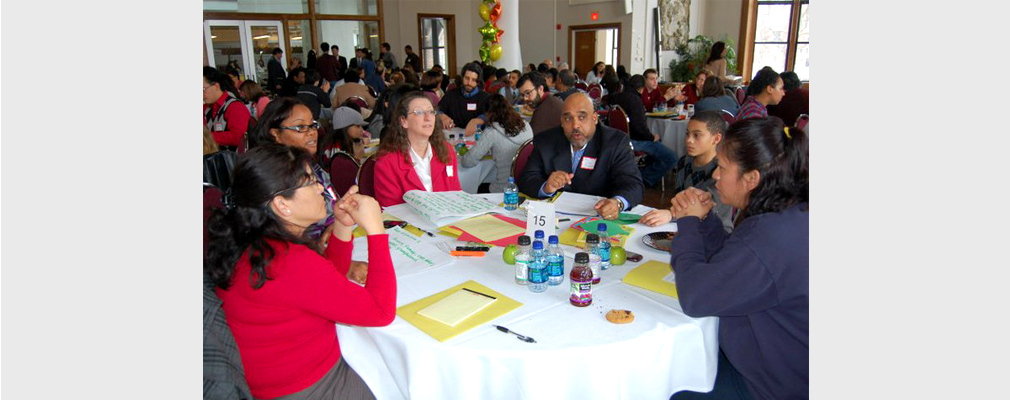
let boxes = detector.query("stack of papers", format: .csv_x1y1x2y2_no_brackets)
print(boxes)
552,192,603,216
417,289,497,327
402,190,498,227
445,214,526,246
397,280,523,342
622,260,679,298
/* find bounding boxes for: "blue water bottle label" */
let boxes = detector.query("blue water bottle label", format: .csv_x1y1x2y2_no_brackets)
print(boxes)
549,258,563,276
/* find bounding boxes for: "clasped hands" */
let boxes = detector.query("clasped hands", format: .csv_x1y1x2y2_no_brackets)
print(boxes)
669,187,713,220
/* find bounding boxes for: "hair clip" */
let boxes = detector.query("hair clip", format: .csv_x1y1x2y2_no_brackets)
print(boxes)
783,126,792,140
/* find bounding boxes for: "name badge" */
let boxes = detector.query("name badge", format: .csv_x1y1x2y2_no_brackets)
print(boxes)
447,165,454,177
466,102,477,111
213,122,225,131
580,156,597,170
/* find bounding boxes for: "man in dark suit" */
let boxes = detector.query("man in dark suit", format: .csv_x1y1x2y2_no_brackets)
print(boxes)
267,47,286,93
348,48,365,70
519,92,644,220
331,44,348,82
404,45,422,73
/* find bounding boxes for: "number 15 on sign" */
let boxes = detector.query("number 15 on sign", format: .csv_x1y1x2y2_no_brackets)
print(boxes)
526,201,556,238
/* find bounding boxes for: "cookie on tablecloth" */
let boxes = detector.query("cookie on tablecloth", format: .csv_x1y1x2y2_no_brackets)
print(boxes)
605,309,635,324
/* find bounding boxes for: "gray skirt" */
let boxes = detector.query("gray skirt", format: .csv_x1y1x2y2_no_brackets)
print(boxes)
263,358,375,400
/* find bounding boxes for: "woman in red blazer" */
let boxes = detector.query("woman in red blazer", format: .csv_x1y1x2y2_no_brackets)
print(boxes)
374,92,461,207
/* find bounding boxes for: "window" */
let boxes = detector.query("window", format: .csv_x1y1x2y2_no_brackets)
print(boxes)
742,0,809,81
418,14,455,75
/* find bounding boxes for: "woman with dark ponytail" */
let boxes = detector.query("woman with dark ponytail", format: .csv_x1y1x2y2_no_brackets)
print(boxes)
667,117,807,400
206,144,394,400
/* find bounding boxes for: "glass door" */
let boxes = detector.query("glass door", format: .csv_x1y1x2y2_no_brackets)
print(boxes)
204,20,286,85
245,21,286,84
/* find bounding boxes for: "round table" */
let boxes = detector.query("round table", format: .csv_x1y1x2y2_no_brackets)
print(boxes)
647,117,690,159
338,193,719,400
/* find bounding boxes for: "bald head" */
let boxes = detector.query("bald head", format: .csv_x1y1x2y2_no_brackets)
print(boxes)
560,93,598,149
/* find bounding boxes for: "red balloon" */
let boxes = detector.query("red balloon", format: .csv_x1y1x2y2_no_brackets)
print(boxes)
495,27,505,43
489,2,502,23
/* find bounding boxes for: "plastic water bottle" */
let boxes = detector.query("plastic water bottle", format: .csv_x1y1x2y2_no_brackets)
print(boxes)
534,230,545,242
585,234,602,285
475,129,482,141
514,235,531,285
503,177,519,211
569,252,593,307
528,241,548,293
547,235,565,286
596,223,611,271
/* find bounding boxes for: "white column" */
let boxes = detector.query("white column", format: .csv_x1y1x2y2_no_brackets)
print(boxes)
496,0,523,71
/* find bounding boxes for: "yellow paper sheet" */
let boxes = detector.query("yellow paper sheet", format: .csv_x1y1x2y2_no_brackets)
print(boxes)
622,260,679,298
417,289,497,327
450,214,526,243
397,280,523,342
558,227,631,247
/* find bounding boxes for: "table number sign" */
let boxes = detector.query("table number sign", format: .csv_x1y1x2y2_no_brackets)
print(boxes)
525,200,556,238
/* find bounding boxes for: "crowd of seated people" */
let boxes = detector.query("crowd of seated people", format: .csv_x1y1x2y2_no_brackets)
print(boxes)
204,42,809,400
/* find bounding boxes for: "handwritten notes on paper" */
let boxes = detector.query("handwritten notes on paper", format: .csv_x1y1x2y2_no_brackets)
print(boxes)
403,190,498,226
388,226,452,270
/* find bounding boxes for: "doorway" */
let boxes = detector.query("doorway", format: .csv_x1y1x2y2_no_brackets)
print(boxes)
568,23,620,79
204,20,286,85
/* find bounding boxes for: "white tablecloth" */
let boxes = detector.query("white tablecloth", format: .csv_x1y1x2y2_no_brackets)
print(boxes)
444,127,496,194
647,117,690,159
338,193,719,399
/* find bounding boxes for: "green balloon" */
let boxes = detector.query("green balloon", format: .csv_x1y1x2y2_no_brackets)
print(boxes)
479,45,490,63
479,21,497,43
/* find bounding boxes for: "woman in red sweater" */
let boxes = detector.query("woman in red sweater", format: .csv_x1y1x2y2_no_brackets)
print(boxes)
206,144,394,399
373,92,461,207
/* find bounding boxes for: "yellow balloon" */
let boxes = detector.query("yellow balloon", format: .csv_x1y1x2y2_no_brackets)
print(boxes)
479,3,490,21
490,44,503,61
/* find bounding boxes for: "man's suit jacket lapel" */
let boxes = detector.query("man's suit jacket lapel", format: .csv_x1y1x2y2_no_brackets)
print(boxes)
572,130,602,192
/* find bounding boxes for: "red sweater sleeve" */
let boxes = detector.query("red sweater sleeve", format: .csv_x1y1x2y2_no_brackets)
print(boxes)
212,102,251,147
374,153,406,207
325,232,354,275
274,235,397,327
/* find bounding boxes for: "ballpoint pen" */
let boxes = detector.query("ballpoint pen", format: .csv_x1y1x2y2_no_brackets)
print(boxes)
493,325,536,343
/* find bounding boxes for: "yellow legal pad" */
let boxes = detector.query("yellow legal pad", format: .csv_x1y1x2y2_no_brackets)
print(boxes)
622,260,679,299
397,280,523,342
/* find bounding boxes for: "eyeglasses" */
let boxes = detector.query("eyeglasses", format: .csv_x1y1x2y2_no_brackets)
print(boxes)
267,173,321,200
203,84,215,92
280,121,320,133
409,109,437,117
520,89,537,98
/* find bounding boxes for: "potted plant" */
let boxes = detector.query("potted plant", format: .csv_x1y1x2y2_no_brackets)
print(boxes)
667,35,738,83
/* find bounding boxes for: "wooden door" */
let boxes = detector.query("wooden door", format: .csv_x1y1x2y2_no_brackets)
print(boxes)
574,31,596,79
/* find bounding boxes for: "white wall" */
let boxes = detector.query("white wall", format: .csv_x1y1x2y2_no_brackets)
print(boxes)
380,0,733,78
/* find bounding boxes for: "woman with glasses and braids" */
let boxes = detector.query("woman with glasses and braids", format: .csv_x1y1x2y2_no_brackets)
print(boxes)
206,144,393,400
373,92,461,207
667,117,808,400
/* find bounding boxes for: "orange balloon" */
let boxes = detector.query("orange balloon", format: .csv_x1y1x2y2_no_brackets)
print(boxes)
489,2,502,23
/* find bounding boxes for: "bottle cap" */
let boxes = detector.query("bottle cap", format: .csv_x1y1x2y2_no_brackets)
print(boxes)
597,223,607,232
575,252,589,263
518,235,531,245
534,230,544,239
532,241,544,250
586,234,599,244
548,235,559,244
508,176,514,183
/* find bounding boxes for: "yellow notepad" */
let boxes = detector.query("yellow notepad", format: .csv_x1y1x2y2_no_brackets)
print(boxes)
417,289,497,327
397,280,523,342
451,214,526,243
622,260,679,299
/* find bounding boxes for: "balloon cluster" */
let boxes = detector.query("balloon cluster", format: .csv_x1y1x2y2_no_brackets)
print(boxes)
478,0,504,63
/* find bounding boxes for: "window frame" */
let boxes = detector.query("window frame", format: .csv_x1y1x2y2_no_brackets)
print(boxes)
417,14,456,79
738,0,808,83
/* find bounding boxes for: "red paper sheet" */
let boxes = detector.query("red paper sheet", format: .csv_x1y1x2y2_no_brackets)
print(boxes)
452,214,526,246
